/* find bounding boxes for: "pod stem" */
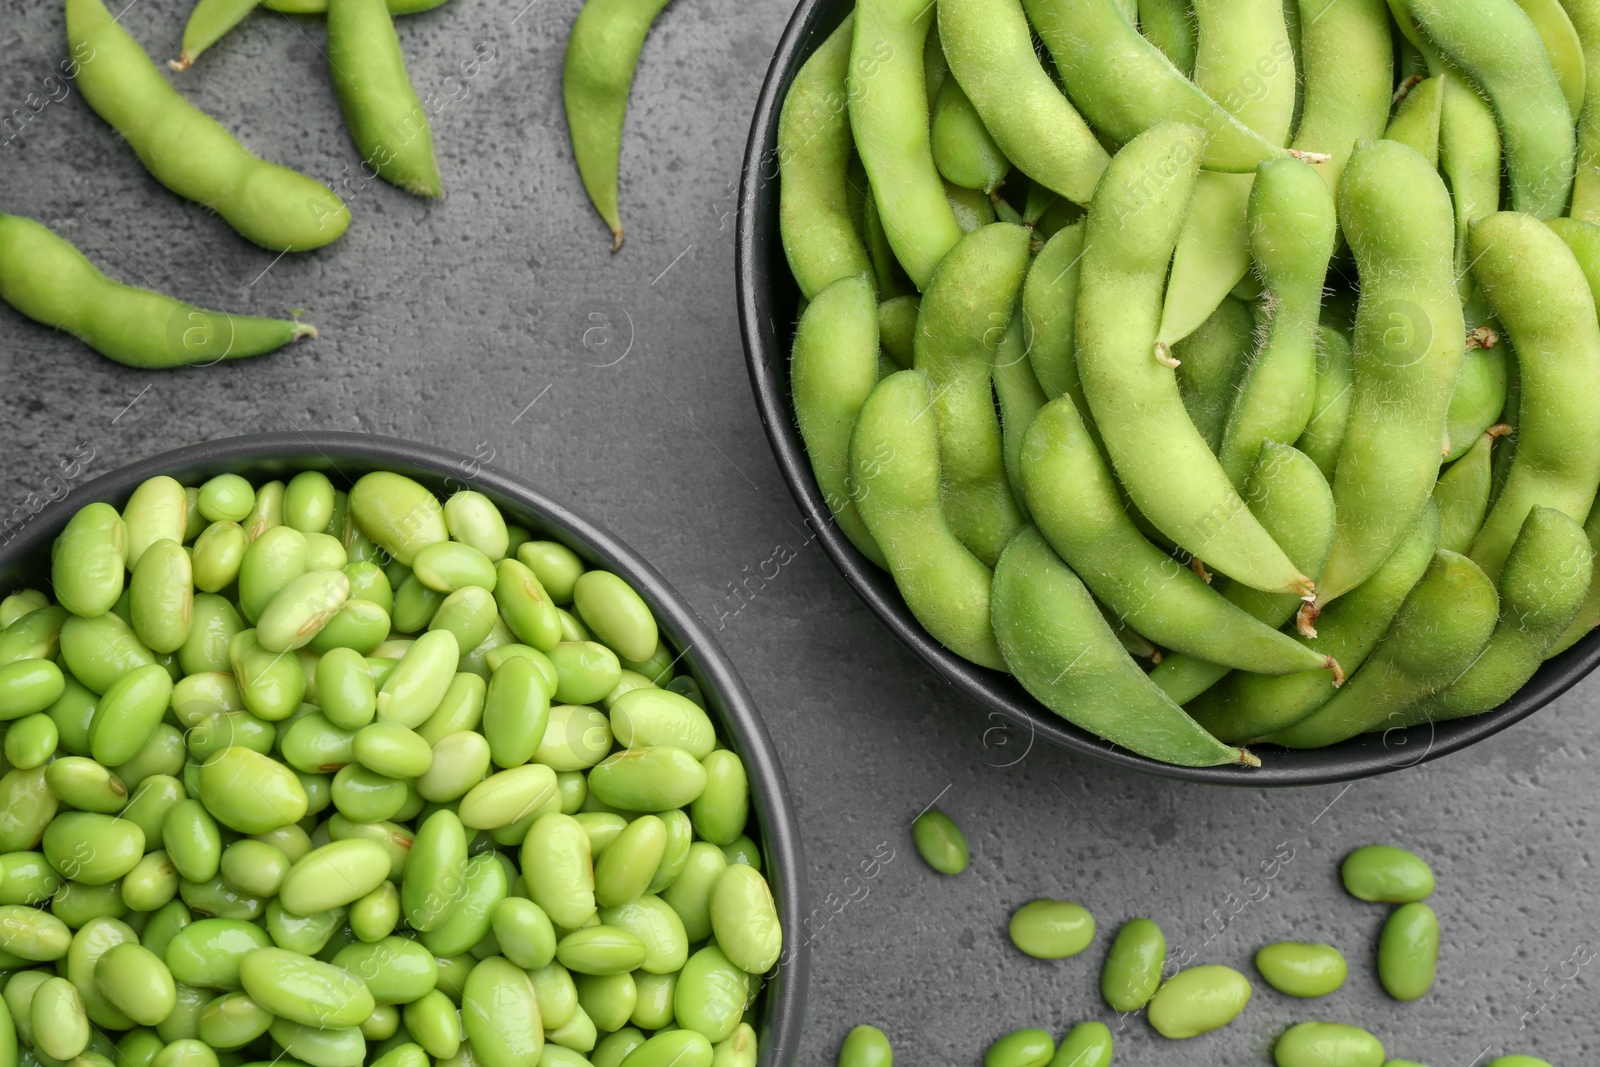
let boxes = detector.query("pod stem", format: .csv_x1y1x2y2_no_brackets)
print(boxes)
1234,747,1262,768
1392,73,1424,104
1326,656,1346,687
1296,599,1321,638
610,228,624,253
1190,557,1212,583
1466,325,1499,350
1154,341,1181,368
1288,149,1332,165
167,54,195,73
291,323,319,341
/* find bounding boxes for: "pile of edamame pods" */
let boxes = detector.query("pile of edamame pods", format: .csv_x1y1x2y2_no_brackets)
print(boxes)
781,0,1600,769
0,469,783,1067
879,824,1543,1064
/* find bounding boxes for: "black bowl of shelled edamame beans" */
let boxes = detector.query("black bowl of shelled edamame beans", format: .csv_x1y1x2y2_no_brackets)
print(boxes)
734,0,1600,786
0,430,805,1067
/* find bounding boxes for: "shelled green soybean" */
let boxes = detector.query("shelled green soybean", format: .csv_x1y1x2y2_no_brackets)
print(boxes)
0,468,783,1067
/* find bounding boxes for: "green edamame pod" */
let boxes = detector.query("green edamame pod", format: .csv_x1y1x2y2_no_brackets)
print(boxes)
1274,1023,1384,1067
1568,0,1600,221
1435,426,1510,554
930,75,1008,194
171,0,262,71
1269,550,1500,747
563,0,672,249
1025,0,1315,172
1550,489,1600,655
992,322,1047,515
1292,0,1393,197
1147,965,1251,1038
1467,214,1600,579
912,223,1030,565
850,371,1004,669
1173,295,1254,453
1076,123,1309,595
1401,508,1592,722
849,0,964,288
877,295,918,369
1384,76,1444,165
777,16,872,299
992,526,1258,767
1021,223,1086,406
1311,140,1464,611
1100,918,1164,1011
66,0,349,250
1158,0,1298,349
51,502,125,618
1149,441,1339,703
936,0,1107,204
1023,398,1336,675
1399,0,1575,217
1255,942,1348,997
1378,902,1439,1001
0,215,317,367
1217,159,1338,488
1138,0,1197,73
791,275,887,568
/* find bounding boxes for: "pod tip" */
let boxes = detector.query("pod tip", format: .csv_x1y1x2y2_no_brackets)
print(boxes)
1235,748,1262,769
609,228,624,253
1154,342,1180,368
1190,557,1212,584
1326,656,1345,687
167,55,193,72
292,323,319,341
1296,601,1321,638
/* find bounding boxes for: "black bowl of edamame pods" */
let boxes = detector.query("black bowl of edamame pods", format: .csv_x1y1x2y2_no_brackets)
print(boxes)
735,0,1600,784
0,431,806,1066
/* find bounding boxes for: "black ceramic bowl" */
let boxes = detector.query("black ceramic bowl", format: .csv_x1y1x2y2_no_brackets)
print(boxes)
734,0,1600,786
0,431,807,1063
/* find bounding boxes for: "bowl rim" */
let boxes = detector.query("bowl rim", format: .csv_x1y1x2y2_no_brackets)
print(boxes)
0,430,808,1063
732,0,1600,786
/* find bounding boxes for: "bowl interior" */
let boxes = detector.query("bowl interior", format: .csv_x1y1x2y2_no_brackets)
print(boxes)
733,0,1600,785
0,430,807,1062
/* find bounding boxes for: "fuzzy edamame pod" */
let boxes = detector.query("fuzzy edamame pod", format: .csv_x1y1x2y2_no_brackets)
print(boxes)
328,0,441,198
777,17,872,300
1434,425,1511,554
1311,140,1465,613
911,223,1030,566
0,215,316,369
1567,0,1600,221
1076,123,1310,596
1550,491,1600,655
1398,508,1592,724
1022,399,1337,675
1398,0,1576,217
1174,295,1253,453
1296,323,1354,480
1157,0,1297,349
992,526,1259,767
991,321,1047,516
1215,158,1337,489
171,0,262,71
1190,503,1440,741
790,274,887,568
1267,550,1500,748
1020,222,1086,406
563,0,672,250
930,76,1009,194
1138,0,1197,74
850,371,1004,669
1148,442,1339,704
1022,0,1320,172
935,0,1108,205
1467,213,1600,580
1518,0,1588,116
1384,76,1444,166
848,0,964,289
1291,0,1393,198
66,0,350,251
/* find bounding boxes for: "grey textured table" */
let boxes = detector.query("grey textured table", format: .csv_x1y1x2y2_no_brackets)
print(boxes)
1,1,1596,1062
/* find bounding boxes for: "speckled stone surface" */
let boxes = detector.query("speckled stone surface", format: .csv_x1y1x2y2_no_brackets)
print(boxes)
1,1,1595,1063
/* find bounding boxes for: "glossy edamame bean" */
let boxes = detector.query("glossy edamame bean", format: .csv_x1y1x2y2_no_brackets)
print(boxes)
588,746,707,810
993,526,1258,766
1256,942,1347,997
43,812,144,885
777,16,872,299
461,956,543,1067
129,538,193,655
198,476,255,525
51,502,125,618
1399,0,1574,217
573,571,657,664
1100,918,1164,1012
459,764,558,829
1308,140,1465,613
348,473,447,567
707,864,780,973
1378,902,1439,1001
984,1029,1053,1067
1465,214,1600,579
1343,845,1436,903
5,712,58,768
610,688,714,758
0,660,66,724
66,0,348,250
238,947,374,1027
562,0,672,249
1146,964,1252,1039
92,942,177,1026
1270,551,1500,747
198,747,307,833
518,542,584,605
1025,398,1337,675
850,371,1004,667
377,630,459,728
0,589,50,629
910,809,967,875
1008,899,1094,959
659,842,727,943
163,919,271,990
255,570,350,654
937,0,1106,204
690,750,747,847
1076,124,1308,596
837,1025,891,1067
90,663,173,766
44,756,127,813
31,976,90,1061
1274,1023,1385,1067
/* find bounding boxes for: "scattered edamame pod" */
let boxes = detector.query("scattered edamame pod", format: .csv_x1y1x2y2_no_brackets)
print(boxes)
327,0,441,197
